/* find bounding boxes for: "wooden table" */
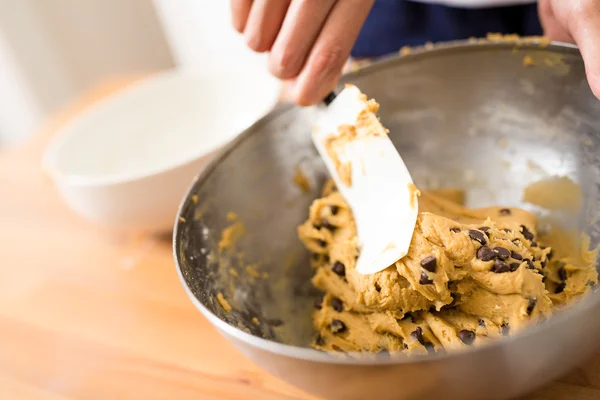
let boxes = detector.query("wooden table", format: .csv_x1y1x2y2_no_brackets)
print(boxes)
1,79,599,400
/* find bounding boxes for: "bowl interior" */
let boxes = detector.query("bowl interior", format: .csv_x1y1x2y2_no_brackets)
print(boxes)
175,42,600,350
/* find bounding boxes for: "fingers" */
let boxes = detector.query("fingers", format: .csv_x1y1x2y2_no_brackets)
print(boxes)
230,0,253,33
244,0,291,52
564,0,600,98
233,0,374,105
269,0,337,80
289,0,375,105
537,0,573,43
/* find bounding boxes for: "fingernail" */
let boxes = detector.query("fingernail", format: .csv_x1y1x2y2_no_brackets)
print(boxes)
244,30,263,52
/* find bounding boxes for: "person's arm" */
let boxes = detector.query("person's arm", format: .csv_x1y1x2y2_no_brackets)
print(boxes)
539,0,600,99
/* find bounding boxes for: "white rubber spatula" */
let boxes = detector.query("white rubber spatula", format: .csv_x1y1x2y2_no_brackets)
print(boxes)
313,84,419,275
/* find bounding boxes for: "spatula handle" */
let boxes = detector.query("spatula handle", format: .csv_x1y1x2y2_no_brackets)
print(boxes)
323,92,337,106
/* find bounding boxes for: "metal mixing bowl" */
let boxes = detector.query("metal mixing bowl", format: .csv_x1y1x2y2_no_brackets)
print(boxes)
173,41,600,400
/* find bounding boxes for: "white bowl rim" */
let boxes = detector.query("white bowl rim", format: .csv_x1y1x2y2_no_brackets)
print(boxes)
43,67,281,188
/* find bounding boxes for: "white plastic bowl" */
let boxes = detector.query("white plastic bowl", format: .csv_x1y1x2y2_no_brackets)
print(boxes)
43,68,281,232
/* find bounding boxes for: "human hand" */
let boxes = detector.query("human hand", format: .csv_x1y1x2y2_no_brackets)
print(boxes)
539,0,600,98
230,0,375,105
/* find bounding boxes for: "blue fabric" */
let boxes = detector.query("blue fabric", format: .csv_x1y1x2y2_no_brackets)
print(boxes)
351,0,542,58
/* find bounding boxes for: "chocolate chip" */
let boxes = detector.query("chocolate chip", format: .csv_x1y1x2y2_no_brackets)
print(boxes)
478,319,486,328
458,330,476,345
555,282,566,294
374,282,381,292
469,230,487,245
499,208,511,215
450,227,461,233
331,297,343,312
320,219,336,231
492,260,510,273
448,295,457,308
315,334,325,346
411,327,425,345
493,247,511,260
479,227,490,232
424,342,435,354
525,259,534,269
547,250,554,260
330,205,339,215
503,228,512,233
313,224,322,230
314,297,323,310
317,239,327,247
541,259,547,268
331,261,346,277
527,298,537,315
512,238,521,244
420,256,437,272
403,343,409,350
477,246,497,261
531,241,538,248
509,263,521,272
501,323,510,336
558,266,567,282
510,251,523,261
311,253,320,261
521,225,534,241
419,271,434,285
331,319,346,334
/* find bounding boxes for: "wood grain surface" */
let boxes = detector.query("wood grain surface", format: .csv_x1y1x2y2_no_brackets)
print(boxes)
0,78,598,400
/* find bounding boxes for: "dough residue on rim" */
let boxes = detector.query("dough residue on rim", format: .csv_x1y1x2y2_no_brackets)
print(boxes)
216,292,232,312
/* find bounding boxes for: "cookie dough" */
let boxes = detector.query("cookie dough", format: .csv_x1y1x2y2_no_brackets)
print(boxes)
298,181,597,355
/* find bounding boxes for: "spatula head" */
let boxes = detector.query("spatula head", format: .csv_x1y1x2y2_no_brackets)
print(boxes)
312,85,419,275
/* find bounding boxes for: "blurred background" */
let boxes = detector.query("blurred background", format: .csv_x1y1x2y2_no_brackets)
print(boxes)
0,0,260,147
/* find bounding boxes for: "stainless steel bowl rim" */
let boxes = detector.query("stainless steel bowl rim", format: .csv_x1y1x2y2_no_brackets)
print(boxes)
173,39,599,366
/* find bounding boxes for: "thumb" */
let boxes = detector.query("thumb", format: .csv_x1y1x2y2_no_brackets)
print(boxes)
538,0,573,43
555,0,600,99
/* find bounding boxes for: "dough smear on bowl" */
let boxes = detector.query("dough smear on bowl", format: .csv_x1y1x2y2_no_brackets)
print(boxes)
298,181,598,355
